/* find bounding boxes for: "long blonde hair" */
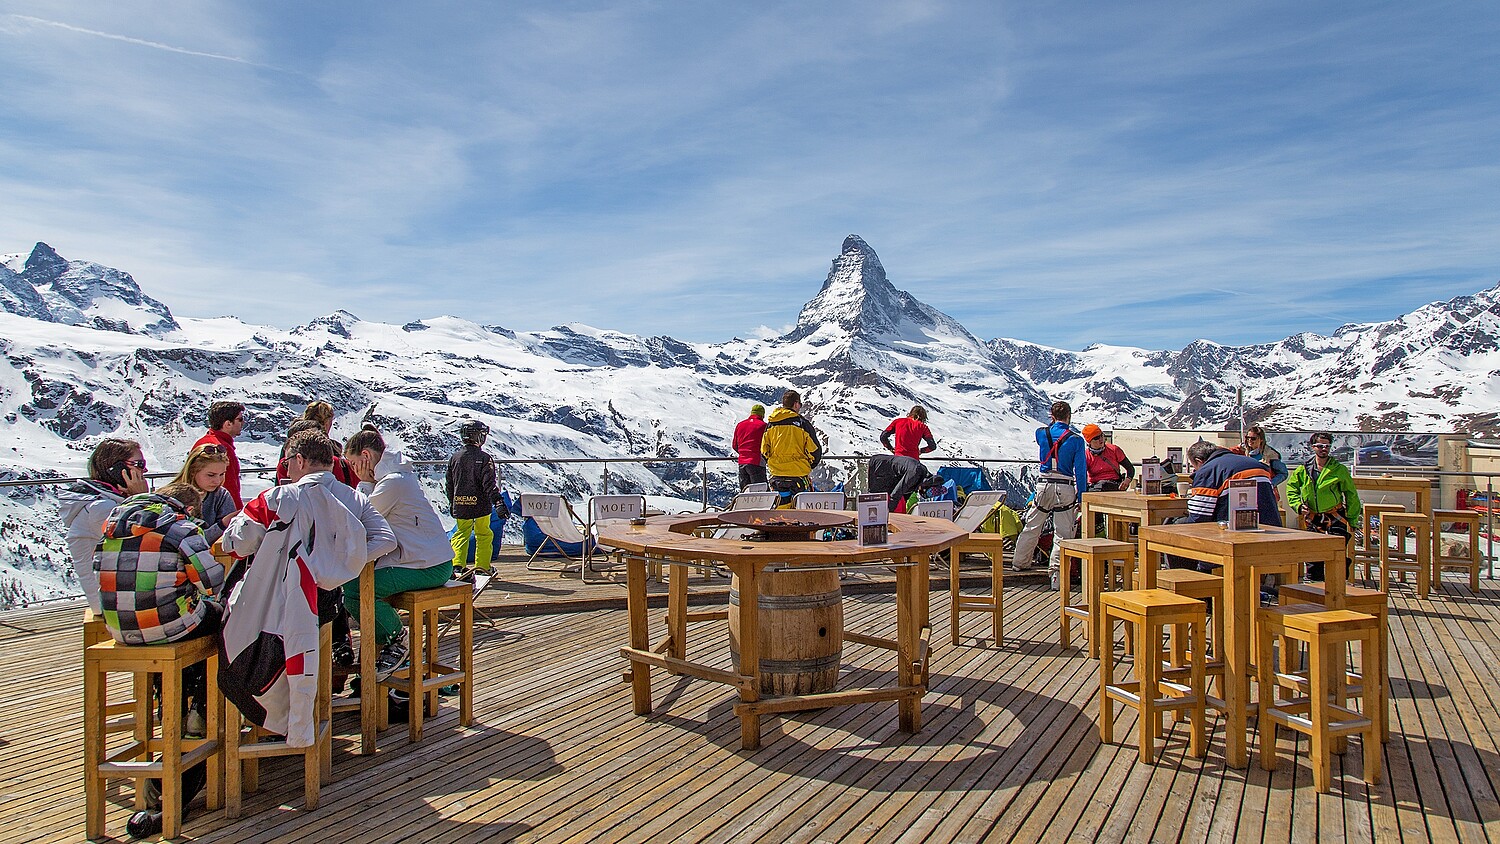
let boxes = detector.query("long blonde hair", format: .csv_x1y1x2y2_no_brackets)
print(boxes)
173,443,230,491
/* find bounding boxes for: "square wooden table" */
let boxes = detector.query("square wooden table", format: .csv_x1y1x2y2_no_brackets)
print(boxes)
1353,475,1432,517
1080,491,1189,578
1138,523,1347,768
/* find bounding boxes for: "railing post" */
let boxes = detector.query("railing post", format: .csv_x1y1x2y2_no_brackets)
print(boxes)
1488,477,1495,579
601,462,609,496
701,461,709,511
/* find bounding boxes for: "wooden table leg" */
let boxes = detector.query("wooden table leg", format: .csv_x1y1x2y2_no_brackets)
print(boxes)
897,561,921,733
738,565,761,751
1223,560,1252,767
1081,502,1096,538
358,563,376,754
668,563,688,661
626,554,652,715
1325,548,1349,754
1139,541,1160,590
990,547,1004,645
949,549,961,646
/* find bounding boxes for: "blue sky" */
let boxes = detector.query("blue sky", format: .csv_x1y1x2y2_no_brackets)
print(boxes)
1,1,1497,350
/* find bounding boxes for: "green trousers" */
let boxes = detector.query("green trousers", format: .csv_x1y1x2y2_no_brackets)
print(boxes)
450,517,495,571
343,561,454,646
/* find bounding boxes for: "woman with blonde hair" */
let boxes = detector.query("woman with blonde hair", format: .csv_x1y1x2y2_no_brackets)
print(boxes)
173,443,238,544
302,401,336,434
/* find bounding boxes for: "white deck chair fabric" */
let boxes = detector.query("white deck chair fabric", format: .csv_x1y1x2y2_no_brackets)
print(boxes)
729,492,780,511
583,495,646,582
742,483,770,493
519,493,589,572
914,500,956,521
952,491,1007,534
793,491,847,511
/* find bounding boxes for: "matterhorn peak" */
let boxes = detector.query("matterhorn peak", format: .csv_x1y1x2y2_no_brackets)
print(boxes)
786,235,979,349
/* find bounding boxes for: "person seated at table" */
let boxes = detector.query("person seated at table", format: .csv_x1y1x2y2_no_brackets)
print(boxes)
1286,431,1361,582
94,481,223,837
1082,424,1135,492
344,426,455,680
1167,440,1283,571
1243,425,1288,488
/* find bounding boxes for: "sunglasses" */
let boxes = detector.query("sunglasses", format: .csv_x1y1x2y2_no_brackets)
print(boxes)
1311,442,1331,448
125,459,147,469
199,444,227,455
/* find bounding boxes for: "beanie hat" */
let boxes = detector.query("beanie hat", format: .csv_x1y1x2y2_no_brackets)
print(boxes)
750,404,765,416
1081,423,1103,441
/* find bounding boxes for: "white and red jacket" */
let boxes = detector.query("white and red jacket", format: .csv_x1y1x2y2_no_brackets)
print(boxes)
218,476,368,747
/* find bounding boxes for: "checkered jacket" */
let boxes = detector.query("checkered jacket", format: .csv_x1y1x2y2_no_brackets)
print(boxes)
94,493,224,645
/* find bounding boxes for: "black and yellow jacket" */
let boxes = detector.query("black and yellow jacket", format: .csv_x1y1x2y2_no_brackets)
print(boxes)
761,407,823,479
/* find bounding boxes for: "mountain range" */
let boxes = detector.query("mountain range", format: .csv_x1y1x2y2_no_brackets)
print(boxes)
1,235,1496,606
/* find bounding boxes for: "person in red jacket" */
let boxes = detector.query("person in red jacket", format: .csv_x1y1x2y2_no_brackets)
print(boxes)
732,404,768,490
880,405,937,460
193,400,245,508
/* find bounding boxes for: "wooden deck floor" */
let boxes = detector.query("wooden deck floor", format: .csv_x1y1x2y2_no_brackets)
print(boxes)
2,566,1498,843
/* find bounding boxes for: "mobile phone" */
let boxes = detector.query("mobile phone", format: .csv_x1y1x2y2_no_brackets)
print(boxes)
104,461,130,487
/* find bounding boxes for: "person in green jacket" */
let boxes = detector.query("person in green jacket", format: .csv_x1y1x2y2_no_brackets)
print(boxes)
1286,431,1362,581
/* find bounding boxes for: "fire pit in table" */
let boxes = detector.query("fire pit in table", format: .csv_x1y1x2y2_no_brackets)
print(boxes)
714,508,853,541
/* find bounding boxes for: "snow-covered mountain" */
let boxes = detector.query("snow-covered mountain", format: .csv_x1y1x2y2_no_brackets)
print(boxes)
1,236,1496,606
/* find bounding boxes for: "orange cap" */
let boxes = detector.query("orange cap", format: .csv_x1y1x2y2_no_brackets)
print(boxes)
1081,424,1103,441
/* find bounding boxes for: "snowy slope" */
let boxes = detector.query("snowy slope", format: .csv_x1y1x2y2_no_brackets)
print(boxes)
1,237,1496,606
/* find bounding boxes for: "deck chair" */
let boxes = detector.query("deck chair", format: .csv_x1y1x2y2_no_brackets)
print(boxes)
582,494,646,583
914,500,956,521
521,494,592,574
953,491,1008,534
727,491,780,511
742,482,770,493
793,491,847,511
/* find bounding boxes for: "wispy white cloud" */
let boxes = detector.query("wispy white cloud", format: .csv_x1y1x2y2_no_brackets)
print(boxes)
2,13,288,72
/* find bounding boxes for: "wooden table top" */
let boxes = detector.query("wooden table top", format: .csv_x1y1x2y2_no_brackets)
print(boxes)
1081,491,1189,511
1140,522,1346,559
597,511,968,566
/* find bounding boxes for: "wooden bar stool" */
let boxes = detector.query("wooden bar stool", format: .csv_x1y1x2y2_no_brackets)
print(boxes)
1155,569,1227,710
1098,589,1208,763
1379,513,1431,598
1355,503,1405,583
84,636,223,840
330,563,380,755
224,625,334,816
948,532,1006,646
1057,538,1135,658
1279,582,1390,742
378,581,475,743
1432,509,1482,591
1257,604,1382,793
83,609,141,738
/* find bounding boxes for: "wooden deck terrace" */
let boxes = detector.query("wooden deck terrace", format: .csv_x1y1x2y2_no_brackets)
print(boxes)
2,551,1498,843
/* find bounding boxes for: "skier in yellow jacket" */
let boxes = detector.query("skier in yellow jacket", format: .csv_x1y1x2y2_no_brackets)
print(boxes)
760,389,823,502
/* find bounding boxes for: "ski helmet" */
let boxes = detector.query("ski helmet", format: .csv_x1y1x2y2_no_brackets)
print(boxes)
459,420,489,443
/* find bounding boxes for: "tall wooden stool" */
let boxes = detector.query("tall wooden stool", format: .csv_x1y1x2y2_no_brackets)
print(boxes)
378,581,475,743
1379,513,1431,598
948,533,1006,646
331,562,380,755
84,636,223,840
1098,589,1208,763
1057,538,1135,658
83,610,139,737
1279,582,1390,742
1257,605,1382,793
1355,503,1405,583
1155,569,1226,710
1432,509,1482,591
224,624,334,816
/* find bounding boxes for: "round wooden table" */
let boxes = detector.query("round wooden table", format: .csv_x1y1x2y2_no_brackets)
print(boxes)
598,511,967,750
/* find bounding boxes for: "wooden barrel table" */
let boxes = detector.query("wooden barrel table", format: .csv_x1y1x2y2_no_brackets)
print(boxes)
728,568,843,695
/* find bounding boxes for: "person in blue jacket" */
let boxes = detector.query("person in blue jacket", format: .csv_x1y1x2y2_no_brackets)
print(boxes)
1012,401,1089,589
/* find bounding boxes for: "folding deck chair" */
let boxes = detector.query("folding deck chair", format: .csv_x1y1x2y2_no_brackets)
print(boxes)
914,499,956,521
581,494,647,584
793,491,848,511
521,494,592,574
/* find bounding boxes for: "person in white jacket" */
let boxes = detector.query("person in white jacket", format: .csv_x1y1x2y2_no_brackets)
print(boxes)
59,438,150,611
343,426,455,679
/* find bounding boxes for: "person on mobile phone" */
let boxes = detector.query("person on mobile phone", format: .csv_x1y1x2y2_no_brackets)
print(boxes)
59,438,151,611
